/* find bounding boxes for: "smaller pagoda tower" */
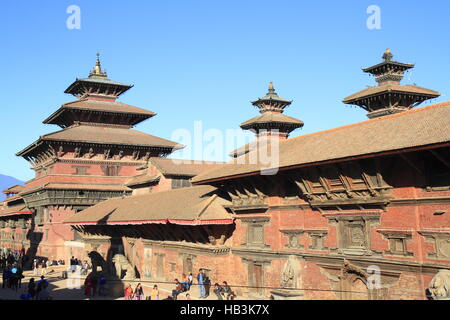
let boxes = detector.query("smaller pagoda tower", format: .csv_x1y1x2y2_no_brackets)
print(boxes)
343,49,440,118
240,82,303,139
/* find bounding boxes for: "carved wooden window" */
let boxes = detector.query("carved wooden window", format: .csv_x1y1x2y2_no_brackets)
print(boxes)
73,166,89,175
347,223,366,248
345,163,366,188
248,224,264,245
309,232,327,250
323,166,344,191
307,168,324,193
183,257,193,275
34,208,44,227
248,262,264,296
171,178,192,189
103,165,121,176
378,230,413,257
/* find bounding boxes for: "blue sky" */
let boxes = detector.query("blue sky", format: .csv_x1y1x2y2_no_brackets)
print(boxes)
0,0,449,181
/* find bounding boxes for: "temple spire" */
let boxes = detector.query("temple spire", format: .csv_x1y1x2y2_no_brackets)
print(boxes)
268,81,275,93
382,48,393,61
89,53,107,78
240,82,303,140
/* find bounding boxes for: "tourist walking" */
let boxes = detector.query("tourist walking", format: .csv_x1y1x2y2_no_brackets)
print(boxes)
134,283,144,300
32,259,38,276
124,283,133,300
41,259,47,276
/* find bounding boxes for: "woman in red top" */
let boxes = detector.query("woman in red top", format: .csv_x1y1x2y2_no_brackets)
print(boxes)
124,283,134,300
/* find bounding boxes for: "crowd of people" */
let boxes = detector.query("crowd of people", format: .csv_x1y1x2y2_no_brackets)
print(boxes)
121,269,235,301
169,269,235,300
1,249,238,301
20,275,51,300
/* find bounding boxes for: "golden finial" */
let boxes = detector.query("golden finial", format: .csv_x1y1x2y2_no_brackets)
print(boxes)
382,48,393,61
268,81,275,93
89,52,107,78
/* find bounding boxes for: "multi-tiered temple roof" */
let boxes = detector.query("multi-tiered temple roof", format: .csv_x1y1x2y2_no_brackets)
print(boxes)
343,49,440,118
240,82,303,138
17,54,182,163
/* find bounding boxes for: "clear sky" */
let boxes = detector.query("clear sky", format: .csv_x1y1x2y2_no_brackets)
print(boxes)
0,0,449,181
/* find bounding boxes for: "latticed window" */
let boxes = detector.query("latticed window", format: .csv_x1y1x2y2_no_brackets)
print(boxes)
171,178,192,189
248,224,264,245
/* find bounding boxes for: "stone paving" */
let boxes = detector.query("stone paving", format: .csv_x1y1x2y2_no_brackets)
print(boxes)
0,267,243,300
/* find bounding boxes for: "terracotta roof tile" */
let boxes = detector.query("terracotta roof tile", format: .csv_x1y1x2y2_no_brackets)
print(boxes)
193,101,450,183
240,113,304,128
149,158,225,177
343,84,440,103
43,99,156,124
0,204,32,217
17,125,183,156
64,185,232,225
20,183,130,195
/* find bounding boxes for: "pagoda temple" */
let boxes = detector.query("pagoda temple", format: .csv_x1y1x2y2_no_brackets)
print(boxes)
230,82,303,157
10,54,182,262
343,49,440,118
241,82,303,139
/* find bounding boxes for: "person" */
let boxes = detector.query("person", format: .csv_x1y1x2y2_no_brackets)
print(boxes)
16,266,24,289
213,283,223,300
134,283,144,300
181,273,190,291
28,278,36,299
84,277,92,297
2,266,9,289
90,276,98,297
41,259,47,276
82,260,89,275
197,269,206,299
204,274,211,298
124,283,133,300
98,275,106,296
10,266,18,291
171,279,183,300
188,273,193,287
150,285,159,300
35,276,48,300
220,281,235,300
70,256,77,273
185,293,191,300
32,259,38,276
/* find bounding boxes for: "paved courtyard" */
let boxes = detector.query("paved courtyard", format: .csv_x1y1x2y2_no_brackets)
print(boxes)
0,267,240,300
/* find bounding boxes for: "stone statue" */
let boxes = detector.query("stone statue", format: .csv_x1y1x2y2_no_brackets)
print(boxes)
208,236,216,245
112,254,136,280
88,251,107,274
428,269,450,300
281,259,296,288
